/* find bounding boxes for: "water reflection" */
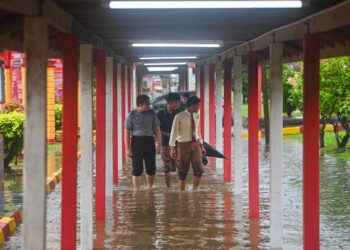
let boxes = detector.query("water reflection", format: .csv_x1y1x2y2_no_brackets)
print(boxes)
2,139,350,249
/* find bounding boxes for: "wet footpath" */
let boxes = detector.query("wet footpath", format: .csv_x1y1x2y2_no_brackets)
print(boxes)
2,139,350,249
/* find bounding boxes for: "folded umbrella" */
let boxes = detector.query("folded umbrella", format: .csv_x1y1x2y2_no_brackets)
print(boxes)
203,142,229,160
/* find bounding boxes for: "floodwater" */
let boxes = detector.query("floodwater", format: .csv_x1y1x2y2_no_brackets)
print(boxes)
1,145,62,216
2,139,350,249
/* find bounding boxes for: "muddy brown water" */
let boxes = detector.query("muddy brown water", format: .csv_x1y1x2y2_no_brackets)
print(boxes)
2,139,350,249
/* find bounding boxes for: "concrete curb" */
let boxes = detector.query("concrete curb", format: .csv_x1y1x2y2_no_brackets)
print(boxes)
0,168,62,245
242,124,342,138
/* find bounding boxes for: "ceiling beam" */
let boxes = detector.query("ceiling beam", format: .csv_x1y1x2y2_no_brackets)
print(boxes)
41,1,73,33
0,0,38,16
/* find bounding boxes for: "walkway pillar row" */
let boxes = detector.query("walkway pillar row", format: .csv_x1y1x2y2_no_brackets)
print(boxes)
223,59,232,182
127,66,132,113
199,64,205,137
195,64,201,98
233,56,243,195
79,44,94,250
187,66,193,91
95,50,106,220
117,63,123,173
132,64,137,109
204,64,210,143
23,17,48,250
215,61,223,174
105,57,114,197
121,64,126,163
303,34,320,250
269,43,283,249
113,61,119,184
61,34,79,250
209,63,216,166
248,51,260,219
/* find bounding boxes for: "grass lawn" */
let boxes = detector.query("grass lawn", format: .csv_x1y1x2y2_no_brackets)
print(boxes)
284,131,350,161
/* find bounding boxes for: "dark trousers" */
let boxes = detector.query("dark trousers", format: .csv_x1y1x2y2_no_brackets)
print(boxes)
131,136,156,176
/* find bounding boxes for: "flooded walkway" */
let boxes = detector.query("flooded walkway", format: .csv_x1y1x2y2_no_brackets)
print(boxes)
2,139,350,249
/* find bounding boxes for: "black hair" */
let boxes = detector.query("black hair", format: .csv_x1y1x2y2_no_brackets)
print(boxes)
182,92,191,98
186,95,201,107
136,94,150,106
165,92,181,103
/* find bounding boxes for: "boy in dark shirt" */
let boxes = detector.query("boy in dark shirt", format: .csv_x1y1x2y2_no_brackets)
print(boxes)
157,93,181,187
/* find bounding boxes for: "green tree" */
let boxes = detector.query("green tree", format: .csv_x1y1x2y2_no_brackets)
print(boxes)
297,57,350,149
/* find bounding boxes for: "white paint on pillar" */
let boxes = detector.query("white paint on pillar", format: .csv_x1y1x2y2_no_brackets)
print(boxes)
204,64,210,143
125,65,129,114
79,44,94,250
269,43,283,250
105,57,113,197
196,65,200,97
23,17,48,250
132,64,137,109
233,56,243,195
117,63,123,171
215,62,224,176
188,67,194,91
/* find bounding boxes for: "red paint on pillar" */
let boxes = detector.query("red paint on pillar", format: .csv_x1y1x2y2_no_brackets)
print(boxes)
200,65,205,136
61,34,79,250
209,64,216,165
127,66,132,112
248,52,259,219
303,34,320,250
257,65,262,119
121,64,126,163
223,60,232,182
95,50,106,220
113,61,118,184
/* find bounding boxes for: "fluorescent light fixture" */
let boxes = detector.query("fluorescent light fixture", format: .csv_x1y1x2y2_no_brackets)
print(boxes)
147,67,178,72
144,62,187,66
110,1,302,9
133,43,220,48
140,56,197,60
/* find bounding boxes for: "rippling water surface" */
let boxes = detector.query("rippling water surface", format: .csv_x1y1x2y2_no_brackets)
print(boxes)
2,139,350,249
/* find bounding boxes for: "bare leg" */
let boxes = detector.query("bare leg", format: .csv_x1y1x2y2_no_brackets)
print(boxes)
193,176,201,191
133,176,142,191
179,180,186,191
165,175,171,188
146,174,154,188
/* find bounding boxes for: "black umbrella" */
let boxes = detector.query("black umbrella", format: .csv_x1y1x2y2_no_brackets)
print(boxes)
203,142,229,160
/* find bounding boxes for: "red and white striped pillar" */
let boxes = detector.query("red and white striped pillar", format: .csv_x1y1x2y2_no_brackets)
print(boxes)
61,34,79,249
127,66,132,113
209,63,216,166
95,50,106,220
248,51,260,219
199,64,205,136
113,61,119,184
303,34,320,250
121,64,126,163
223,59,232,182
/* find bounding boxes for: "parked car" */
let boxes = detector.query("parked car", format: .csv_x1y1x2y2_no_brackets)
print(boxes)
151,91,195,113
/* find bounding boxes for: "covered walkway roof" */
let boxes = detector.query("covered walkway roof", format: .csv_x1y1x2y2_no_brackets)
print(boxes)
1,0,350,66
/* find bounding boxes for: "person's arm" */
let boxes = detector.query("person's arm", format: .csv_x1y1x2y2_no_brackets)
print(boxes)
124,113,133,157
197,114,205,154
169,115,179,158
124,128,132,157
154,126,162,154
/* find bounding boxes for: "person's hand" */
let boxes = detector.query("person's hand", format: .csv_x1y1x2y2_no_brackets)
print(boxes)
170,147,177,159
156,143,162,154
201,146,206,156
126,148,133,158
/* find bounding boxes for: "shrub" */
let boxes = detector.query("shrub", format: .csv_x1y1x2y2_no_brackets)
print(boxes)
0,112,25,169
55,104,63,130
